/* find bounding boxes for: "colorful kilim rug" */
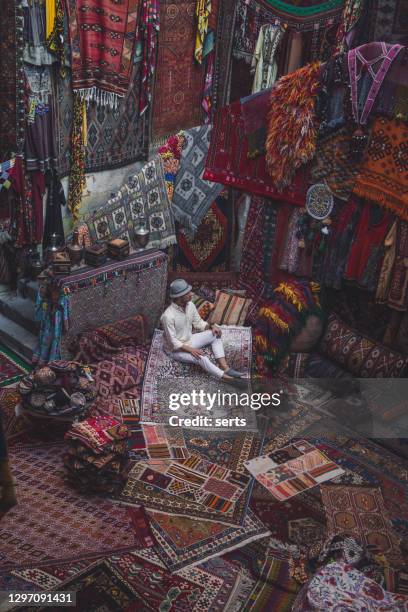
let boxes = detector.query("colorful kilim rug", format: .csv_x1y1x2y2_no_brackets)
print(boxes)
353,117,408,222
0,344,31,387
140,327,257,431
151,0,219,145
127,423,190,461
321,484,405,568
85,157,176,251
55,63,148,177
0,444,146,571
203,100,310,202
172,125,223,236
65,0,140,107
149,508,270,572
175,198,229,272
244,440,344,501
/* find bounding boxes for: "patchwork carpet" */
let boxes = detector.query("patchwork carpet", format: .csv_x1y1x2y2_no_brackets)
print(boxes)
141,327,257,431
149,508,270,572
245,440,344,502
0,444,148,571
55,63,148,177
0,345,31,387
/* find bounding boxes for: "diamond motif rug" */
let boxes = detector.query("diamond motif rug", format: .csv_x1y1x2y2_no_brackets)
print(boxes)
149,508,270,572
86,157,176,251
0,444,147,571
55,63,148,177
172,125,224,236
0,344,31,387
245,440,344,502
141,327,257,431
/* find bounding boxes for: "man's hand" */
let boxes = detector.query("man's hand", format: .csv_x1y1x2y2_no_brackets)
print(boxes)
184,346,205,359
211,324,222,338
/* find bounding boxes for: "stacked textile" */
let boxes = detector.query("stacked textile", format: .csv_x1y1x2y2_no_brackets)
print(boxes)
64,416,131,495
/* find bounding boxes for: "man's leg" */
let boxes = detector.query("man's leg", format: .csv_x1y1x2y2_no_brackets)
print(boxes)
188,331,228,371
171,348,225,379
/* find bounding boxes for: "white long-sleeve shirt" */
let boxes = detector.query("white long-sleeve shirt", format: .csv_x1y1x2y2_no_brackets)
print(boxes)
161,301,208,351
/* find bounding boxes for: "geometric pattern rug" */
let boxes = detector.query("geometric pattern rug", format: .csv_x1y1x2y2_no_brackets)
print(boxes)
1,547,244,612
148,508,270,572
0,444,149,572
141,327,257,431
0,344,31,387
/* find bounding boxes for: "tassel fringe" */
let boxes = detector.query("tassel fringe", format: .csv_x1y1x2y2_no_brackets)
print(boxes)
77,87,124,110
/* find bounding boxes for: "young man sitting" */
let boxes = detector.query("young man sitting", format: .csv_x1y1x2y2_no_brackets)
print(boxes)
161,279,247,388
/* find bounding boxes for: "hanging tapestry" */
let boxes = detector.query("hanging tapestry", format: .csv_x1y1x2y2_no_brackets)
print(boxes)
55,63,148,177
265,62,321,191
139,0,160,116
238,196,266,322
175,197,230,272
151,0,220,145
65,0,140,108
86,157,176,251
66,93,86,222
369,0,408,46
311,127,362,201
172,125,223,236
353,117,408,222
321,485,405,568
241,89,270,160
203,100,309,203
0,0,24,158
244,440,344,502
212,0,236,110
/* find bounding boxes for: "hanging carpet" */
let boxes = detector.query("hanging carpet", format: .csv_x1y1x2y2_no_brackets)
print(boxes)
203,100,309,203
55,64,148,177
65,0,140,108
151,0,220,146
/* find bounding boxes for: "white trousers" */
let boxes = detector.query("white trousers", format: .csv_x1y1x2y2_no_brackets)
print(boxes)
170,330,225,379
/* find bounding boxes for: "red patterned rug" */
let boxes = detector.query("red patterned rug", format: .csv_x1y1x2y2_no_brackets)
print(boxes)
0,345,31,387
151,0,219,145
0,444,150,571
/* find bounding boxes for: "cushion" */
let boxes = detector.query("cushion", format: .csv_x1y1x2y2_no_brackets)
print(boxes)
91,348,148,398
290,315,324,353
191,292,214,321
209,290,252,326
319,313,408,378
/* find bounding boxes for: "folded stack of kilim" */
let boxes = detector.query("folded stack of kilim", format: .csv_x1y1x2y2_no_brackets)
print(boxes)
64,416,131,495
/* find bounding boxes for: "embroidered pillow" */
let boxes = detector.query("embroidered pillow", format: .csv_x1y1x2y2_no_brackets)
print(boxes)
191,293,214,321
319,313,408,378
209,290,252,326
92,348,148,398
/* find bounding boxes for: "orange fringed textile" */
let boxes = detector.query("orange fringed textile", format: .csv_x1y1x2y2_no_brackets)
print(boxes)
353,117,408,222
265,62,321,191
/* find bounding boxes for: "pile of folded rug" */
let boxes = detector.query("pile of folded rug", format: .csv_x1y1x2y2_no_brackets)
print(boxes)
64,416,131,495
